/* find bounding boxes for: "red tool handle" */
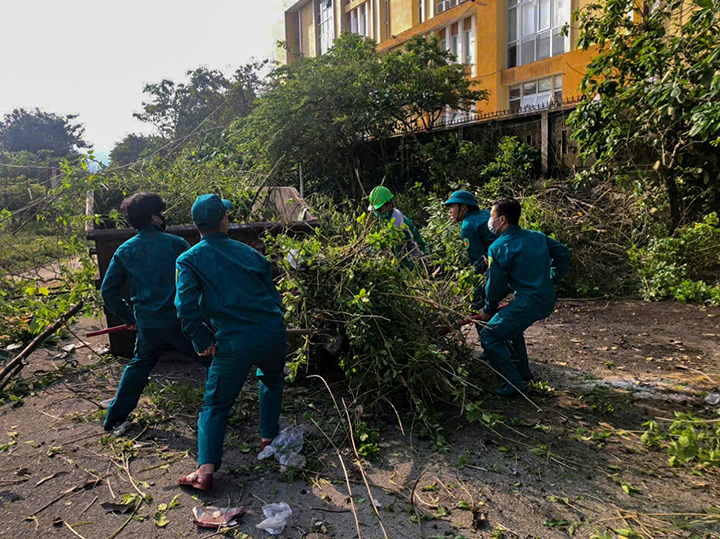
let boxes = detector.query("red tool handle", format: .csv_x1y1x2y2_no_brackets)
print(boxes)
86,324,130,337
438,302,509,336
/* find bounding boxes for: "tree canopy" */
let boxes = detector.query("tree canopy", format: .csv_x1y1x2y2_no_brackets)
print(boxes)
569,0,720,230
0,108,87,158
233,33,487,197
133,63,269,141
109,133,164,167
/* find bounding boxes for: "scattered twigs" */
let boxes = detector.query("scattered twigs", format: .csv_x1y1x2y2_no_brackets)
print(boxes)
64,521,90,539
310,376,363,539
105,502,140,539
34,471,68,487
80,495,98,515
338,449,363,539
0,301,84,390
0,478,28,486
342,398,390,539
32,476,105,516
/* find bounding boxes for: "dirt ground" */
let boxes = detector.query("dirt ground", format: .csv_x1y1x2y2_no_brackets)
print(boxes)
1,300,719,539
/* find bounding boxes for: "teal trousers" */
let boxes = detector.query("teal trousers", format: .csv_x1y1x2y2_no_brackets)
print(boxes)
104,323,199,429
197,329,286,469
479,299,553,387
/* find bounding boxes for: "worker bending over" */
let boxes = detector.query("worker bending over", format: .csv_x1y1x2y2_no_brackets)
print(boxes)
368,185,426,256
175,194,286,491
101,192,196,432
478,198,570,396
444,190,496,310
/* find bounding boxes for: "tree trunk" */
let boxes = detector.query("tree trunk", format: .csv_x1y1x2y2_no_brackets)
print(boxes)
664,174,683,231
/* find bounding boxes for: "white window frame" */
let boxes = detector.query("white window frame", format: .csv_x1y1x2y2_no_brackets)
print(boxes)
419,0,426,24
507,0,569,69
435,16,475,72
350,2,371,38
318,0,334,55
508,74,563,111
464,18,475,76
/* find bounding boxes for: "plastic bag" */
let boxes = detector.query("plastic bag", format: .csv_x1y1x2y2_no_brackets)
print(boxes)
258,426,306,469
255,502,292,535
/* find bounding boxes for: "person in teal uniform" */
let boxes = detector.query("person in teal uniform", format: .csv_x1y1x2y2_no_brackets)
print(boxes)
444,190,496,310
368,185,426,256
175,194,286,492
478,198,570,396
101,192,196,432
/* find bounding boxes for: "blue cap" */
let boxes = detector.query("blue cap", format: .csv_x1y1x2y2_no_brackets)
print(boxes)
444,190,479,208
191,194,233,231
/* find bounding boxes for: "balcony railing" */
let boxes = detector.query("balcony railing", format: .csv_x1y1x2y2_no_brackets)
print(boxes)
436,0,469,15
432,95,582,129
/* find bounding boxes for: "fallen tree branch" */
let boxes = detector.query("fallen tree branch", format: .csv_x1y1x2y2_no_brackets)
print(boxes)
0,301,84,390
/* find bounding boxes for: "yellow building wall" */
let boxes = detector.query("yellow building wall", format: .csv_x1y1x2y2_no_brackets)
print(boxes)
284,0,602,111
388,0,414,36
300,1,317,57
285,11,301,62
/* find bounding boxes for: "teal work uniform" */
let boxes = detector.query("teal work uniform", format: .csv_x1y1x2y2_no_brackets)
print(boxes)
100,226,194,429
461,209,497,310
175,233,286,470
480,226,570,388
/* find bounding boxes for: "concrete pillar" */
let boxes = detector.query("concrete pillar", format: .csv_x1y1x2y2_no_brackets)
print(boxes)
540,111,549,174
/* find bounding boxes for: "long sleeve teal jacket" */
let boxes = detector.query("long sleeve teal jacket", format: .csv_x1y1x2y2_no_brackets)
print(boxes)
174,233,284,354
483,225,570,315
461,209,497,271
100,227,191,328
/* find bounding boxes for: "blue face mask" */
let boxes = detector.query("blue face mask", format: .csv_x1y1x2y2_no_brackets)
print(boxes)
375,209,393,220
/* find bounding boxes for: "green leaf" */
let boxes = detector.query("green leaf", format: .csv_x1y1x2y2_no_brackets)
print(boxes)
153,511,169,527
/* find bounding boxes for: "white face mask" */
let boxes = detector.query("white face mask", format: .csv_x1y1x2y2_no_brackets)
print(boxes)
487,215,503,235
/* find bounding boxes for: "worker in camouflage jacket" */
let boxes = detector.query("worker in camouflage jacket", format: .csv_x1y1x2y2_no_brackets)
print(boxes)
368,185,426,258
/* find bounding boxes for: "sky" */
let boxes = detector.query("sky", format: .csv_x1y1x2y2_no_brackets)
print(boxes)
0,0,296,158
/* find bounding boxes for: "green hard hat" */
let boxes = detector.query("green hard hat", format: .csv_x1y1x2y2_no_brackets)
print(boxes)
444,190,478,208
368,185,394,211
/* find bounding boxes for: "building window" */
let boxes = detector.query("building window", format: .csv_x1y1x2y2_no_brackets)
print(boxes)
463,17,474,71
318,0,334,55
438,28,447,50
450,23,459,60
508,74,562,111
350,2,369,37
437,0,468,15
507,0,569,68
419,0,426,23
435,17,474,71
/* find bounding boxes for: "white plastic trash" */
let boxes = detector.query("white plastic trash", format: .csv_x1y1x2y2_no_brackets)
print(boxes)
256,502,292,535
706,393,720,406
258,426,307,469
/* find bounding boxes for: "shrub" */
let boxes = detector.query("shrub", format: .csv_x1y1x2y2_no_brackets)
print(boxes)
268,195,477,411
480,136,540,199
630,213,720,303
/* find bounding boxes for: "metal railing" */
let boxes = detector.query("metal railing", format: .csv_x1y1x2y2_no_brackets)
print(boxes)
432,95,583,129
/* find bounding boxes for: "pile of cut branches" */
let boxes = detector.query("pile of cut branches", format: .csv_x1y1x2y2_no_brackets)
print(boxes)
268,197,480,412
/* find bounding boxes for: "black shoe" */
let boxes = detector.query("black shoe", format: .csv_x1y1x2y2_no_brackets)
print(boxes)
493,383,527,397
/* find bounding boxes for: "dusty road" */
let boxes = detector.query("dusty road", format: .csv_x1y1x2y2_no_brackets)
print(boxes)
0,300,719,539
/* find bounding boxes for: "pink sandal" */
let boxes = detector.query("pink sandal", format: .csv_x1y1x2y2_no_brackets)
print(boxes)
177,471,213,491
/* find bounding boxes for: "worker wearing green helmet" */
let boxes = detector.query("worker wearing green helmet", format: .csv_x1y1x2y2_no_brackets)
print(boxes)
444,190,497,310
368,185,426,256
